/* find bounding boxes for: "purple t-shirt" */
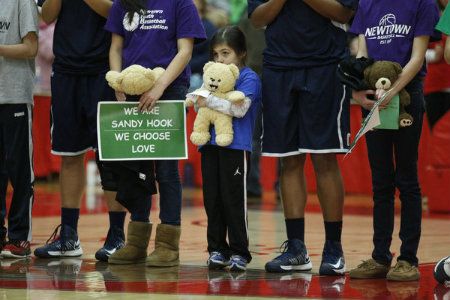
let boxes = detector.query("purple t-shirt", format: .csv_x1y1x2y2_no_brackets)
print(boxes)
105,0,206,87
350,0,439,76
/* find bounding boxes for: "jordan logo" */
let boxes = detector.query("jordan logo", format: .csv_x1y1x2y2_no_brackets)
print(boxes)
234,167,242,176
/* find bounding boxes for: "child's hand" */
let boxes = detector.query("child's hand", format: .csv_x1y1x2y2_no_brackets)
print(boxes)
197,96,207,107
115,91,126,102
376,88,394,109
352,89,376,111
139,84,165,111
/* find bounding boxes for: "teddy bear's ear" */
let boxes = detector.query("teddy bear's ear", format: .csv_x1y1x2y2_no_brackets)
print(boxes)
203,61,215,73
392,62,403,74
228,64,240,80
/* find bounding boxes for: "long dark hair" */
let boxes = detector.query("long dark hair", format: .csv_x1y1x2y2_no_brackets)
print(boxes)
209,25,247,64
120,0,147,24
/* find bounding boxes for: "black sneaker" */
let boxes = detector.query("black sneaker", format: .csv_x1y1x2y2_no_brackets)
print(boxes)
34,225,83,258
265,239,312,273
207,251,230,270
95,226,125,262
229,255,247,272
319,240,346,275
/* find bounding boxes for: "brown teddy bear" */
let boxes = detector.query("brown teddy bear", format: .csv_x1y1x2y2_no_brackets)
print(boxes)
363,60,413,127
186,62,245,146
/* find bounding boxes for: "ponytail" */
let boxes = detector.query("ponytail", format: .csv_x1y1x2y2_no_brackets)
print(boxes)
120,0,147,24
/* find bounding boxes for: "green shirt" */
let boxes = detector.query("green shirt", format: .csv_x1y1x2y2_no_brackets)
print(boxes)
436,4,450,35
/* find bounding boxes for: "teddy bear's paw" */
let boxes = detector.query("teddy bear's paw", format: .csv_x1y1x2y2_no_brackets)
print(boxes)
227,91,245,103
399,118,413,127
185,98,194,107
215,134,233,146
105,71,122,91
190,132,211,145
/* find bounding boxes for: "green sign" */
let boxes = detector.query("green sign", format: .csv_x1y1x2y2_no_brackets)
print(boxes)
376,94,399,130
97,101,187,160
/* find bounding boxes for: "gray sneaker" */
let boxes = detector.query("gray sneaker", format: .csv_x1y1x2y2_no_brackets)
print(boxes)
349,258,390,279
386,260,420,281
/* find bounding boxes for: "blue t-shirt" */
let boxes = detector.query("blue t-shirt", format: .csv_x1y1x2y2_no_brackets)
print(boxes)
208,67,262,152
105,0,206,87
247,0,358,69
350,0,439,76
38,0,111,74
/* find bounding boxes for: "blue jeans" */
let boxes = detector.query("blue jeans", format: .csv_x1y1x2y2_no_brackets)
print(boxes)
156,85,187,225
364,78,424,266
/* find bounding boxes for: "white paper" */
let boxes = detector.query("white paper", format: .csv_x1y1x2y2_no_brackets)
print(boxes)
189,90,211,98
345,90,392,157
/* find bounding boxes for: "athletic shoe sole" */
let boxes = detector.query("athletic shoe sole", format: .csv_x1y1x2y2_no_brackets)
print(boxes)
266,261,313,273
230,263,246,272
1,250,31,259
208,258,230,270
35,247,83,258
319,264,346,275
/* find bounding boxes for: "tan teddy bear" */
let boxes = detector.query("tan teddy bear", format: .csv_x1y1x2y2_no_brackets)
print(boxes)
105,64,165,95
186,62,245,146
364,61,413,127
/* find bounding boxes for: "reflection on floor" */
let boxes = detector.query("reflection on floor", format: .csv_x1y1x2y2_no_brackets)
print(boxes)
1,182,450,299
0,259,446,299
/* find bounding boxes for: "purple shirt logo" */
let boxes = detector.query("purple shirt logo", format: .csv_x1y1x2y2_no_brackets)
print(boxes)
123,10,169,32
365,13,412,45
123,12,140,32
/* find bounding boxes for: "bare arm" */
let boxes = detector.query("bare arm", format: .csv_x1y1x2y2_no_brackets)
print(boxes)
41,0,62,24
0,32,38,59
249,0,287,29
352,34,376,110
445,37,450,64
385,35,429,101
109,33,126,101
109,33,123,71
303,0,354,23
139,38,194,111
355,34,368,58
83,0,113,18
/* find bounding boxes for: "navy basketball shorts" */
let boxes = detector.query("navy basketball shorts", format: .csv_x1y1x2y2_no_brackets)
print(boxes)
261,64,350,156
50,71,115,155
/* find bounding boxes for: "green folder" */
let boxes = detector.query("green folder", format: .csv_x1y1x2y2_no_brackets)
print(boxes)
376,94,399,130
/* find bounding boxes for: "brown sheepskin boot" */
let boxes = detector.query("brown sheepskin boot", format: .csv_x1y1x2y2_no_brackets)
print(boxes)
109,221,152,265
146,224,180,267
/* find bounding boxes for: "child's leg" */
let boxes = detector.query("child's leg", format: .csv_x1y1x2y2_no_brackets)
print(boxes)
2,104,34,242
201,145,229,256
365,128,396,265
218,147,251,263
395,78,425,266
108,161,155,265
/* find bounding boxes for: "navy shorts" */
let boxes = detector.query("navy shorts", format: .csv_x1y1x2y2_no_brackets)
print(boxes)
50,71,115,155
261,64,350,156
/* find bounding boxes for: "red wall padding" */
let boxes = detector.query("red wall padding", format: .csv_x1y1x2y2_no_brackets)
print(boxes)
33,97,449,210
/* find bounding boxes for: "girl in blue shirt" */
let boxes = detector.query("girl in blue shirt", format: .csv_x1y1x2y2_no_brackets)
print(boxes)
189,25,262,272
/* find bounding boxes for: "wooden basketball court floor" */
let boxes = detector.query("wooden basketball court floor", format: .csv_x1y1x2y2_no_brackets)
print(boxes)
1,181,450,300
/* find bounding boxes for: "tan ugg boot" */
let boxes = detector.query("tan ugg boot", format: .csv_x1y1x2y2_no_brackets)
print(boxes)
109,221,152,265
146,224,180,267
